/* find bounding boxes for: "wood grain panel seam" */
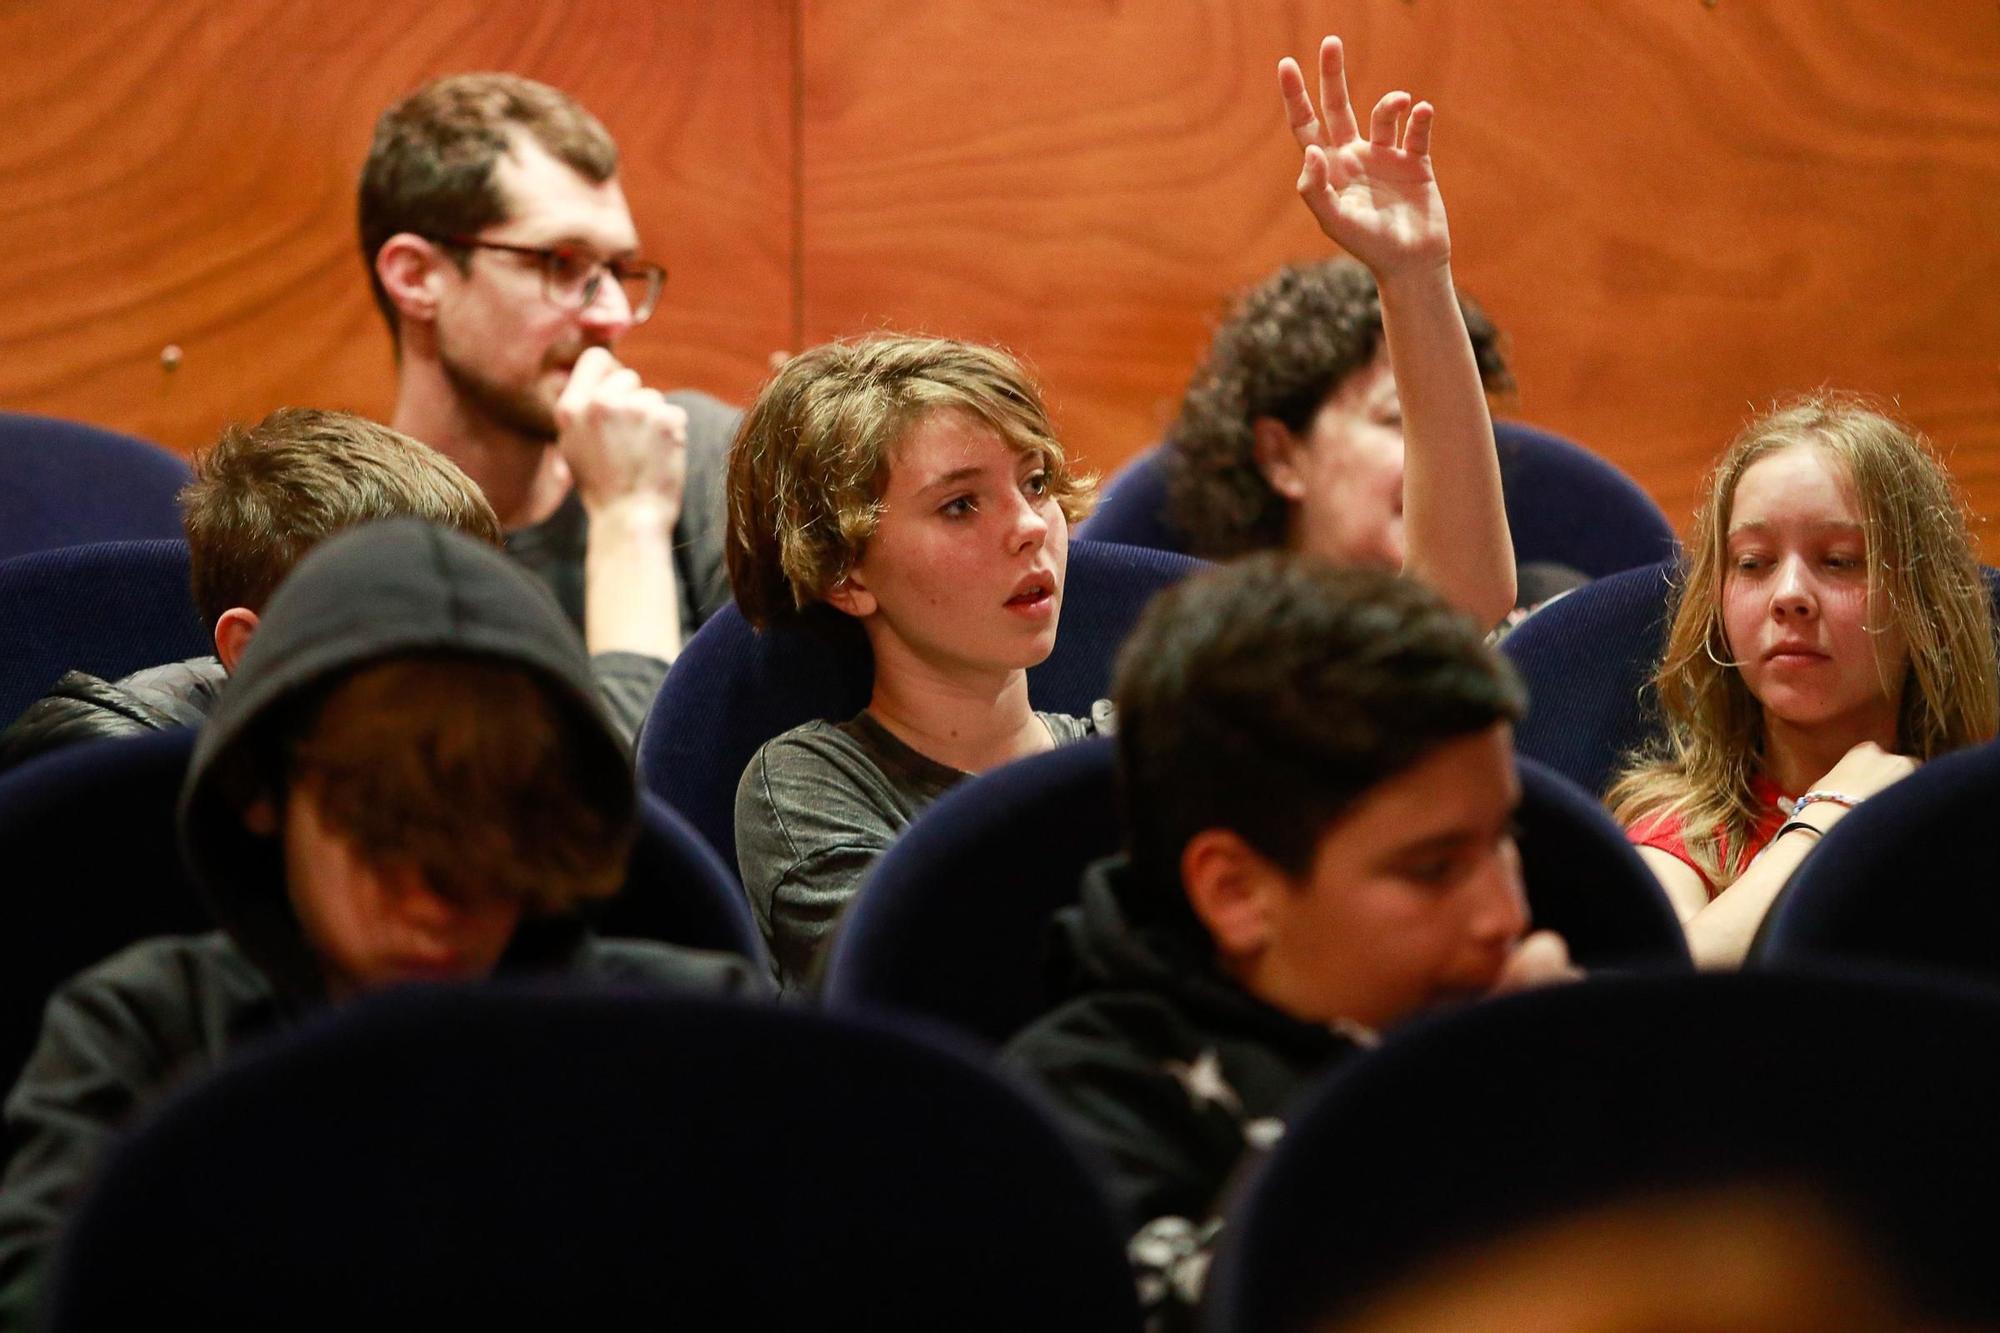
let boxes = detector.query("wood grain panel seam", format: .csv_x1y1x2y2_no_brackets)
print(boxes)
789,0,806,354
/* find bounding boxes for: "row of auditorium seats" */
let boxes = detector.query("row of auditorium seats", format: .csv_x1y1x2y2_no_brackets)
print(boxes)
8,532,2000,1021
9,414,2000,1326
0,718,1687,1109
39,969,2000,1328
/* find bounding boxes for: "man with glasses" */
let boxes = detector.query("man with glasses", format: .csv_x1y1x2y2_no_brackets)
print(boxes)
360,73,737,723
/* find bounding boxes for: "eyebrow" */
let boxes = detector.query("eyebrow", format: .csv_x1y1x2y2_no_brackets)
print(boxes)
916,466,986,496
507,232,641,259
1725,518,1866,539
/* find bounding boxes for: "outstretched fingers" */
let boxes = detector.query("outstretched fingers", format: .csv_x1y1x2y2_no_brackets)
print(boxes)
1315,35,1361,146
1403,100,1435,158
1277,56,1324,149
1368,90,1411,149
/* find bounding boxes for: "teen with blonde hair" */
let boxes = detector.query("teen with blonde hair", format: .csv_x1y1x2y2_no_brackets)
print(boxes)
728,33,1516,988
1610,394,1998,967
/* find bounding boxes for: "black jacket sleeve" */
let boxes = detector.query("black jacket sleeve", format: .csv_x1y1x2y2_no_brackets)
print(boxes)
0,672,167,776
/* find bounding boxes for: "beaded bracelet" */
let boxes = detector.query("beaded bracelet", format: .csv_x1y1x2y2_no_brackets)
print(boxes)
1793,790,1860,811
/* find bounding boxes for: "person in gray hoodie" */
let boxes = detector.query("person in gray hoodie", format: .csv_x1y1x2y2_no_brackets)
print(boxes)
0,517,767,1318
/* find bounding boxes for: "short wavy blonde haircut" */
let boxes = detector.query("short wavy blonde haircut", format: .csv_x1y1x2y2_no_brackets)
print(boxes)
1609,392,1998,888
727,334,1097,627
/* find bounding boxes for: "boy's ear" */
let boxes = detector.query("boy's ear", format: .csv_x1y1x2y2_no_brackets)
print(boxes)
1251,416,1310,502
213,607,260,674
821,569,877,619
1181,828,1285,961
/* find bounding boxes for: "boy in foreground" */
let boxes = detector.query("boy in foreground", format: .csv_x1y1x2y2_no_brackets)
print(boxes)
1004,556,1572,1319
0,519,767,1315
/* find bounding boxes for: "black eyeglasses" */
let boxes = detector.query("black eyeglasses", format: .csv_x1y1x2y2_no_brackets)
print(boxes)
429,236,666,324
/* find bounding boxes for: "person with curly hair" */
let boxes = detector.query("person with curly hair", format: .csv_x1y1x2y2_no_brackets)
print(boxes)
1166,38,1517,629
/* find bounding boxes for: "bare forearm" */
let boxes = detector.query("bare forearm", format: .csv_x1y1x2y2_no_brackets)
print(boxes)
1378,263,1514,626
1683,827,1820,970
583,496,683,662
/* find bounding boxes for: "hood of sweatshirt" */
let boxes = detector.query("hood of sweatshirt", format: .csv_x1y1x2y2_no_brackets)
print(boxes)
177,518,633,1011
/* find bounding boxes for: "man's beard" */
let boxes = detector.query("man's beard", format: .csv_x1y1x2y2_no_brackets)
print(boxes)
439,344,567,445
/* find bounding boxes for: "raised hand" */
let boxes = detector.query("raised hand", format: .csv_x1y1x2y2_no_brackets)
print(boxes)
1278,36,1450,277
553,346,689,521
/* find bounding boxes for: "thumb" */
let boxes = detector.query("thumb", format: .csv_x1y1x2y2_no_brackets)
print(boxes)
1492,930,1577,995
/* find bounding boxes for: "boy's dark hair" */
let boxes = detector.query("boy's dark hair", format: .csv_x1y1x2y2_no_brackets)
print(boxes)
180,408,502,625
1114,555,1526,892
1165,258,1512,558
357,72,618,337
287,656,632,913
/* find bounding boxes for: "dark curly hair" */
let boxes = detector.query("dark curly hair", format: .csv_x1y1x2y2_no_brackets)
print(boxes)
1164,258,1511,558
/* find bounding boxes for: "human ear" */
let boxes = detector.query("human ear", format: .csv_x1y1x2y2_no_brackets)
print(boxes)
213,607,260,673
1181,828,1284,960
1251,417,1310,502
375,233,448,324
821,569,878,619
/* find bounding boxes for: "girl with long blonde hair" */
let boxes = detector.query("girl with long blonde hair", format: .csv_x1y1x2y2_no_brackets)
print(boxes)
1609,394,1997,967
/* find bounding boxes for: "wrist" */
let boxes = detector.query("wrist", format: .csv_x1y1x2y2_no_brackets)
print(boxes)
1369,256,1455,303
582,492,679,535
1793,790,1860,813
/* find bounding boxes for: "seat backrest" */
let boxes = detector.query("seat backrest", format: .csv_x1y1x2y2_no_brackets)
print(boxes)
1514,756,1690,971
0,413,191,562
822,746,1686,1048
598,793,772,970
821,737,1123,1044
1075,446,1184,549
0,539,211,730
47,988,1142,1331
1755,738,2000,979
637,539,1203,872
1494,420,1678,578
1500,560,1676,797
0,729,210,1117
1076,423,1679,580
1205,970,2000,1332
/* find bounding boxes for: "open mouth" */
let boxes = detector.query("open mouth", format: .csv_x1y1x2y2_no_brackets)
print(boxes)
1006,576,1056,611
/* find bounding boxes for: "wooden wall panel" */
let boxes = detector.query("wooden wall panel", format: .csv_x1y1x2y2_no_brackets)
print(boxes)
798,1,2000,552
0,0,793,453
5,3,1996,555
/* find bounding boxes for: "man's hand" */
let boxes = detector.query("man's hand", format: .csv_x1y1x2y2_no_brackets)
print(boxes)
1279,36,1451,279
553,347,688,524
553,347,686,661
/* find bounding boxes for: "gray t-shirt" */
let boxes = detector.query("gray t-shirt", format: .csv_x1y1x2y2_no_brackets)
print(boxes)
736,707,1104,990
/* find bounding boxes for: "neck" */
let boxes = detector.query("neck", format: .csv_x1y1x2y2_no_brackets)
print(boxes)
1760,706,1901,796
861,633,1048,774
391,353,567,530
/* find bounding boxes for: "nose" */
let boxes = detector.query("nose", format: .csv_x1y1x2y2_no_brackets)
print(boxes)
1469,840,1530,946
1771,556,1817,621
577,271,636,339
1005,488,1052,555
